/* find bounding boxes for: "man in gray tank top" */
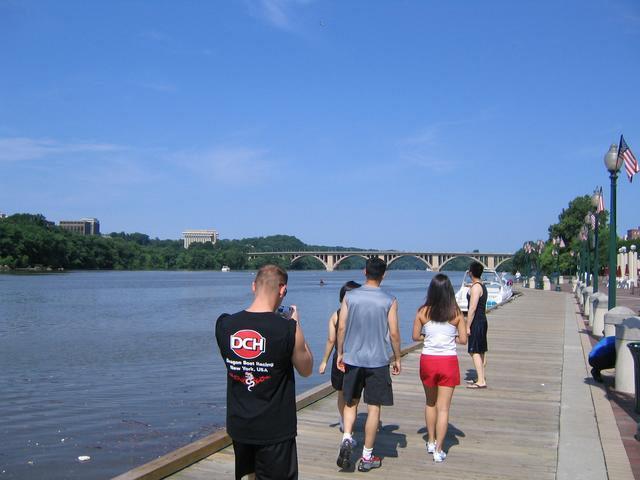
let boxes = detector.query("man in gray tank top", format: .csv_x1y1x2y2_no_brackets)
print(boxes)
335,258,401,472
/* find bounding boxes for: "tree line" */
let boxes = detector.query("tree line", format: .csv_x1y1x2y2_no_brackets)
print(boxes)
0,214,369,271
510,194,620,277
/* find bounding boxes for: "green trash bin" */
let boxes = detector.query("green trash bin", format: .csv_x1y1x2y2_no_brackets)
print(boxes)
627,342,640,414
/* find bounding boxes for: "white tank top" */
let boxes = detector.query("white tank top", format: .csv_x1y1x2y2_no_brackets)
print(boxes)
421,320,457,356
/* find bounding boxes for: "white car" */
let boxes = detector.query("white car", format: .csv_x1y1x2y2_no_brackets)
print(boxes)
455,269,513,312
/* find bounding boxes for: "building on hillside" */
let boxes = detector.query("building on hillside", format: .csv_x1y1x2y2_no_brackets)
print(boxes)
183,229,218,249
59,218,101,236
627,227,640,240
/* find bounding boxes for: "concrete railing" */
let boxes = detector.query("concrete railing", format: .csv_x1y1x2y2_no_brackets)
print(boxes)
604,306,636,338
582,286,594,316
589,293,608,337
615,317,640,394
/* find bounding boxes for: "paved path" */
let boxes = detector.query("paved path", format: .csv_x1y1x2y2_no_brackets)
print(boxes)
169,290,633,479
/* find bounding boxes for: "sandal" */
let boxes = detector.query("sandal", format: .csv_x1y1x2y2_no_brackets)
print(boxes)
466,383,487,389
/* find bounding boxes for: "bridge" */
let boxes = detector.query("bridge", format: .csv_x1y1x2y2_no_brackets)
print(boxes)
247,250,513,272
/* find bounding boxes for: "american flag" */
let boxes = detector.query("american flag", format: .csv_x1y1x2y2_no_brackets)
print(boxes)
589,213,596,230
619,135,639,182
596,186,605,213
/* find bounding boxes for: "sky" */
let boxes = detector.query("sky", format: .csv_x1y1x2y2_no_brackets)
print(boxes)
1,0,639,253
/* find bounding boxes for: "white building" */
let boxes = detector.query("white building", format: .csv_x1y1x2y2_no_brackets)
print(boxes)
182,229,218,249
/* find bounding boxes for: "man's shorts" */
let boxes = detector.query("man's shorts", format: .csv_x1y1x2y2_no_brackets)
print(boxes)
342,364,393,406
419,354,460,387
233,438,298,480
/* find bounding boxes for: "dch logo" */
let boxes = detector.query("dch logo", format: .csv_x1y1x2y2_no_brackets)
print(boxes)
230,330,266,360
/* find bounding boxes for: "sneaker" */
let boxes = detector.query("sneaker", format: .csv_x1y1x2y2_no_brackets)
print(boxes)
426,441,436,454
591,368,603,383
357,455,382,472
433,450,447,463
336,438,354,469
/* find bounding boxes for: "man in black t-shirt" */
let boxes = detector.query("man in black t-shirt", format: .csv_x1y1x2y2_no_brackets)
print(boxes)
215,265,313,480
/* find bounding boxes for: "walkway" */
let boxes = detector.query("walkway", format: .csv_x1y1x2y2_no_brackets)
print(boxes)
160,289,635,479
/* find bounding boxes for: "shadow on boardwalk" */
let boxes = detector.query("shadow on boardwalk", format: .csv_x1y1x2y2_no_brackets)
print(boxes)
169,290,576,479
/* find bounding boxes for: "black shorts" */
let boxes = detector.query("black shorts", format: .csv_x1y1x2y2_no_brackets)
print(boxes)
330,353,343,391
342,364,393,407
233,438,298,480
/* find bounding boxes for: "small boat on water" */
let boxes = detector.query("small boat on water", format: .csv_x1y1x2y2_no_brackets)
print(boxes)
221,265,231,272
455,269,513,312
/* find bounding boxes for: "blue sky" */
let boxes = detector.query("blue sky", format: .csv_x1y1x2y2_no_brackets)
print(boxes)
1,0,639,252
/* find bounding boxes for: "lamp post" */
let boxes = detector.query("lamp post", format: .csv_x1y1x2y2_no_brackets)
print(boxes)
605,143,622,309
552,236,564,291
552,247,559,291
579,225,588,285
523,242,530,287
584,214,593,287
591,189,601,293
632,244,638,291
535,239,544,289
570,250,575,281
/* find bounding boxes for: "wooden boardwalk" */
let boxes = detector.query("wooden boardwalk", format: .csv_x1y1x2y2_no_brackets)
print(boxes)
169,290,577,479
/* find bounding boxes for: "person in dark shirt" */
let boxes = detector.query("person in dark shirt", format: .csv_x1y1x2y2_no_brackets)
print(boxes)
215,265,313,480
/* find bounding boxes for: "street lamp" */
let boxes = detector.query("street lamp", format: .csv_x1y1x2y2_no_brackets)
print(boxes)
605,143,622,309
591,189,602,293
579,225,588,285
570,250,575,281
552,246,559,291
632,245,638,290
534,240,544,289
552,236,564,291
584,214,593,287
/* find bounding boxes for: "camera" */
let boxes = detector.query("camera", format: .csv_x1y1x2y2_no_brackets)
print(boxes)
276,305,294,319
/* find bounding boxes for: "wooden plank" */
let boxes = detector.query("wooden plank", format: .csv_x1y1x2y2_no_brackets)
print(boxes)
169,290,567,479
113,343,424,479
123,290,625,480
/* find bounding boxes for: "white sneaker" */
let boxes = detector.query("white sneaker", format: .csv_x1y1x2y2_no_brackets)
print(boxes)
433,450,447,463
426,441,436,454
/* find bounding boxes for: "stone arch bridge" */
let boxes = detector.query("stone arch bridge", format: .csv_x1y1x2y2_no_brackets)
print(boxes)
247,251,513,272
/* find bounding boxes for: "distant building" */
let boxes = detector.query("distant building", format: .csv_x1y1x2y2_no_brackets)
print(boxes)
59,218,101,236
183,229,218,249
628,227,640,240
0,212,6,219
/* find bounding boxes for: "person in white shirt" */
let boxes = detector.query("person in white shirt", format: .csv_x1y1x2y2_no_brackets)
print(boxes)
412,274,467,463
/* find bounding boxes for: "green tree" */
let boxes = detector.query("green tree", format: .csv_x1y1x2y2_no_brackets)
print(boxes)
512,195,612,276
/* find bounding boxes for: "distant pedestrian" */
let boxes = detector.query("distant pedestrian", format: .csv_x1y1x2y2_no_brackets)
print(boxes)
466,261,488,388
412,274,467,463
215,265,313,480
336,258,401,472
318,280,361,432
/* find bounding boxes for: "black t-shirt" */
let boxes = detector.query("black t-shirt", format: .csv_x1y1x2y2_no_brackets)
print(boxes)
215,310,297,444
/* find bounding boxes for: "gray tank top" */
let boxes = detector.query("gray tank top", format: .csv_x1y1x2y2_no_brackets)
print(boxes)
342,285,396,368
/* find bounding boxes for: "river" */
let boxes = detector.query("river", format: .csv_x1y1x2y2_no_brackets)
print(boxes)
0,269,465,479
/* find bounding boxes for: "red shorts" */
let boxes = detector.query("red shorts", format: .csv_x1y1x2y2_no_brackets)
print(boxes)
420,354,460,387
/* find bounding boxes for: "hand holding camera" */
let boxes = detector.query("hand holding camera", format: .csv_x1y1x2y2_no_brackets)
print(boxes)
277,304,298,323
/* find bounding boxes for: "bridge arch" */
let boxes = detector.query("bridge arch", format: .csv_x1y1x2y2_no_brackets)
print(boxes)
387,255,433,271
438,255,488,272
494,257,513,271
290,254,329,270
333,254,369,271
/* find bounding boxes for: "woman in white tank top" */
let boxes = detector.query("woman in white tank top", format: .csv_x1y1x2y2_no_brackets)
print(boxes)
412,274,467,463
